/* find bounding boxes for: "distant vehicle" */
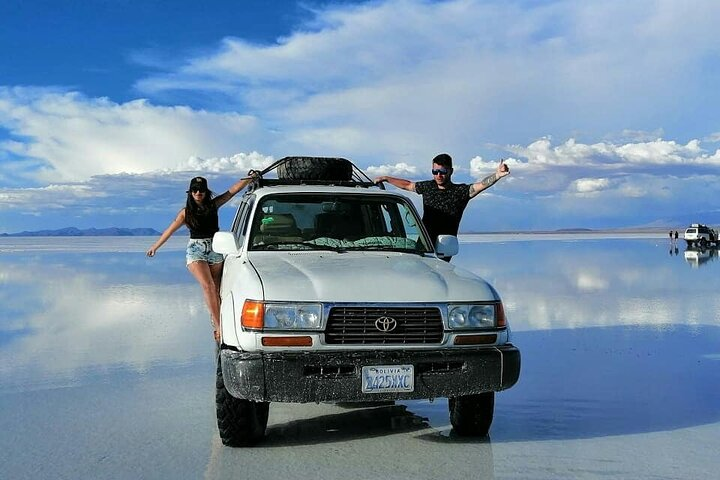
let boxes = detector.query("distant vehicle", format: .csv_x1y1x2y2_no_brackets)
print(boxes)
683,224,718,248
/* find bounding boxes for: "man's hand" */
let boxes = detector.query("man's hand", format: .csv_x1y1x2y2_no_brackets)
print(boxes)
496,159,510,178
374,176,387,184
470,159,510,198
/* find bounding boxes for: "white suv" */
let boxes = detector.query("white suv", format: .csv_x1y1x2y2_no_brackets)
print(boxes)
211,157,521,446
684,223,717,247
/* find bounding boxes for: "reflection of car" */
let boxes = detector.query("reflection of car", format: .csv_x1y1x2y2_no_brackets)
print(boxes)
211,157,521,446
684,223,718,247
684,246,718,268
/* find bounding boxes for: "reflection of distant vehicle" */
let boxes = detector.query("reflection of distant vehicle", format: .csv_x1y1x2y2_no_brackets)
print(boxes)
683,246,718,268
684,223,718,248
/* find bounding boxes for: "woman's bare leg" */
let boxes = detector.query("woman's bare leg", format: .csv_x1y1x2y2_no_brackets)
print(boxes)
188,261,221,341
209,262,224,341
209,262,224,295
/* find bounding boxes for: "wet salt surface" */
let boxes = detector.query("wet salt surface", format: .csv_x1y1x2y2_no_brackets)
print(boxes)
1,235,719,479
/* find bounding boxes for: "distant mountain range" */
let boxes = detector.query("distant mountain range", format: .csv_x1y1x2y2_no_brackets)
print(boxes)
3,214,717,238
0,227,161,237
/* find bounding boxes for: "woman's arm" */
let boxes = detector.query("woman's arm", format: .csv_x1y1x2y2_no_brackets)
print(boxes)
213,170,260,208
146,209,186,257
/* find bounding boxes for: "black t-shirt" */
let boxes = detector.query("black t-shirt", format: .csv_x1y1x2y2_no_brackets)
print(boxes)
414,180,471,241
187,199,220,239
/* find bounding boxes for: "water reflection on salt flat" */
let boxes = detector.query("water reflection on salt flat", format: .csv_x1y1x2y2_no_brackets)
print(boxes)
455,236,720,331
0,237,214,391
1,236,719,479
0,236,718,389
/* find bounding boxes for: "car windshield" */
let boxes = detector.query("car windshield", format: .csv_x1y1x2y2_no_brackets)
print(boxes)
248,194,432,254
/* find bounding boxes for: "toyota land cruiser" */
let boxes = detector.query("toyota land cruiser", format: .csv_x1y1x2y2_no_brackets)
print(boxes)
211,157,521,446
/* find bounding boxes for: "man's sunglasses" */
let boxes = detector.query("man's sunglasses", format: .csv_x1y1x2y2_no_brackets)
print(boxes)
432,168,450,175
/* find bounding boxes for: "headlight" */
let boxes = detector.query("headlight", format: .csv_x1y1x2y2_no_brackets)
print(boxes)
448,304,500,329
264,303,322,330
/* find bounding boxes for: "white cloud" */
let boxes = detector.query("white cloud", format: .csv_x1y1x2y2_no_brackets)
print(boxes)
506,137,720,176
0,88,268,183
469,156,522,178
0,184,103,209
3,0,720,231
179,152,274,173
616,139,704,164
573,178,610,194
132,0,720,165
705,132,720,143
0,165,274,219
365,162,418,178
4,0,720,186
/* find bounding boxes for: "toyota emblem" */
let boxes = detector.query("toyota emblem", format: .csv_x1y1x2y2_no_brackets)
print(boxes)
375,316,398,332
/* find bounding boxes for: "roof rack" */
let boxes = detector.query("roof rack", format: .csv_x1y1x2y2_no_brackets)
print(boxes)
248,156,385,192
255,178,378,188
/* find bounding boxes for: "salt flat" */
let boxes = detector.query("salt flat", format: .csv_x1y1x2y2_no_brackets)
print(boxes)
1,236,718,479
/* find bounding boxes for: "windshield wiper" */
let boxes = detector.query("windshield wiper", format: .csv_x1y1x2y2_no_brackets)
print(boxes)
343,245,426,256
252,241,343,252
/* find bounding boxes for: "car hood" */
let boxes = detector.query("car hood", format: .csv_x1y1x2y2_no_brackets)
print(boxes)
247,251,498,303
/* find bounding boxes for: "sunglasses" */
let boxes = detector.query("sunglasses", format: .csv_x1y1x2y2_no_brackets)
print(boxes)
191,187,207,193
431,168,450,175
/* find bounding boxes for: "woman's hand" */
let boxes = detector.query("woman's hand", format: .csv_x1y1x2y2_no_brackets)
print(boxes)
213,326,221,343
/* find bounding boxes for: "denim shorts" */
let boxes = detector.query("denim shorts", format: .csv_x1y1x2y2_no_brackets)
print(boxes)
186,238,224,266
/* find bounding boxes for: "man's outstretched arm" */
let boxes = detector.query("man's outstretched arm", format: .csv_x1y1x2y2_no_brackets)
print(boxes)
469,159,510,198
374,176,416,192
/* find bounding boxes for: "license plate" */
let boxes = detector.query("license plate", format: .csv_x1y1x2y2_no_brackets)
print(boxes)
361,365,414,393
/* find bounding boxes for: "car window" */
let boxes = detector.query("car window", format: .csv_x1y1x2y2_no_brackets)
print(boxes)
248,193,432,253
232,196,255,236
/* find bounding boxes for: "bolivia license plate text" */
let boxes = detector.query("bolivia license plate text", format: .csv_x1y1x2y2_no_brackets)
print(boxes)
362,365,414,393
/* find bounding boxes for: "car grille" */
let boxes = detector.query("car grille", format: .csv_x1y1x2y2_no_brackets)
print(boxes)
325,306,443,345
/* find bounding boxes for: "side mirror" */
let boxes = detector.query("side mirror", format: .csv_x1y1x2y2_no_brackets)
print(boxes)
213,231,241,255
435,235,459,259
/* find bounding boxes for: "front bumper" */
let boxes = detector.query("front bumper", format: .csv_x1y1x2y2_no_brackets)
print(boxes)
220,345,521,402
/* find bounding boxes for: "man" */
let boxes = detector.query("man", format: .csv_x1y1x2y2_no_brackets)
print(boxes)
375,153,509,260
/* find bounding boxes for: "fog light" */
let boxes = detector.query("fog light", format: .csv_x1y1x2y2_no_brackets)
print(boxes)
262,336,313,347
454,334,497,345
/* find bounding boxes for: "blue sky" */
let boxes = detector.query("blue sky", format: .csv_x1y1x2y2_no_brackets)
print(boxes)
2,0,720,233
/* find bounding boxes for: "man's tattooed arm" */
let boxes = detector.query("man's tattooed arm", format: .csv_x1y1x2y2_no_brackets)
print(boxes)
469,159,510,198
469,173,499,197
480,172,499,187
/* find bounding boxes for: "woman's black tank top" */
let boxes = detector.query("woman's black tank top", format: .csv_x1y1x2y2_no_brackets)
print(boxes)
188,203,220,239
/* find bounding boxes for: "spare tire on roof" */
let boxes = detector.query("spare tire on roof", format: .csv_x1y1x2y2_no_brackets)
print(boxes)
276,157,353,181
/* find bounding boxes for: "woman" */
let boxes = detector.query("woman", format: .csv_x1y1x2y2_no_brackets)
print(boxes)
146,172,258,343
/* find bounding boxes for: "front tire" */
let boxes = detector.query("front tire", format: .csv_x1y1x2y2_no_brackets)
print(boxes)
216,357,269,447
449,392,495,437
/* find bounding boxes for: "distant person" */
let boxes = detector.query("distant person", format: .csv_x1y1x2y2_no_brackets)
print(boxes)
375,153,510,261
674,230,679,243
669,230,673,244
146,171,259,343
